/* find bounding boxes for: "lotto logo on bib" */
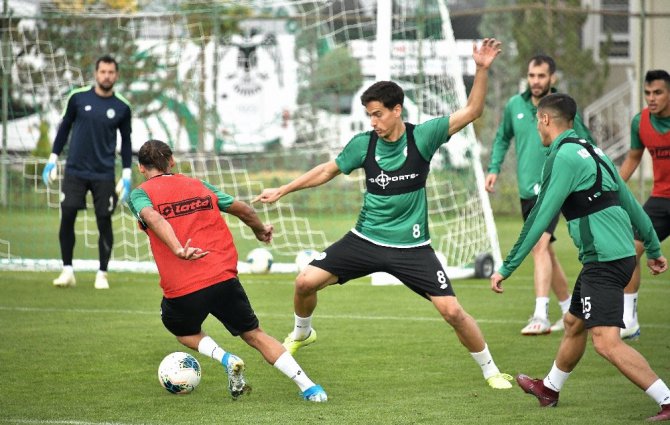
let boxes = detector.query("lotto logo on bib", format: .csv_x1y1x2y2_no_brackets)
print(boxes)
158,196,213,219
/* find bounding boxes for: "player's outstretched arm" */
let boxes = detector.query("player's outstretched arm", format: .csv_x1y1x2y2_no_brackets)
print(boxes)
252,160,341,204
226,200,273,243
139,207,208,260
448,38,502,136
619,148,644,182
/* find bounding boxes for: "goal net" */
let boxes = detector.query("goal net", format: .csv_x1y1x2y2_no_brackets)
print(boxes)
0,0,500,279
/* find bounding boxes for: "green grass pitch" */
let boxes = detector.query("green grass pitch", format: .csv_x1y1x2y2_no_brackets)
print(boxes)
0,217,668,425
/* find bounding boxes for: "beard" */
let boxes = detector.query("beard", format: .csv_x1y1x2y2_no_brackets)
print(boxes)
97,80,115,92
531,85,551,99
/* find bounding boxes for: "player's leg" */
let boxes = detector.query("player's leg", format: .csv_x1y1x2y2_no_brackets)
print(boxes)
522,231,553,335
583,256,669,418
517,275,588,406
285,232,378,354
178,280,253,399
621,242,644,339
549,243,571,332
391,246,511,389
239,327,327,402
91,179,118,289
53,175,88,287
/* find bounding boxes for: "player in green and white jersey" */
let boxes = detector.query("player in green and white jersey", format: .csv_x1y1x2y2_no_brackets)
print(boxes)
255,38,514,391
490,93,670,421
485,55,594,335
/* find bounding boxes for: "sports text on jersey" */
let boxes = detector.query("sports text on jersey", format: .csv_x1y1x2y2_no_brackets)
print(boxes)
158,196,213,219
368,170,422,189
649,146,670,159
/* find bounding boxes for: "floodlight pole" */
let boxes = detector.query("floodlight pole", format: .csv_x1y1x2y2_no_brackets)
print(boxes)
1,0,9,207
375,0,392,82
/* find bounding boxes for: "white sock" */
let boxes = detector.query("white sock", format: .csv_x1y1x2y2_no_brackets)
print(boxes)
63,265,74,274
273,351,316,392
558,296,571,315
470,344,500,380
646,379,670,406
197,336,225,363
533,297,550,320
623,293,638,327
96,270,107,279
543,361,570,392
292,314,313,341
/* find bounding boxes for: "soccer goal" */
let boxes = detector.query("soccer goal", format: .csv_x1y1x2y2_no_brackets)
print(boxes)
0,0,500,279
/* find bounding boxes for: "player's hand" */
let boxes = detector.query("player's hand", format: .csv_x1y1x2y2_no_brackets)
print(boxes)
175,239,209,260
473,38,502,70
42,153,59,186
116,168,132,203
484,173,497,193
252,188,282,204
490,272,505,293
254,224,273,243
647,256,668,275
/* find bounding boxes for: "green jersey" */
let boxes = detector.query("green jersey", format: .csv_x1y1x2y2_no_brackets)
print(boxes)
499,129,662,278
335,116,450,247
487,89,594,199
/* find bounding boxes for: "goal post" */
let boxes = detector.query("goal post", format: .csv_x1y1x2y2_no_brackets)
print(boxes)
0,0,501,279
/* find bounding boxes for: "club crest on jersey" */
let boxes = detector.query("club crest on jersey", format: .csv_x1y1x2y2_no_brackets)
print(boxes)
106,108,116,119
158,196,213,219
368,170,420,189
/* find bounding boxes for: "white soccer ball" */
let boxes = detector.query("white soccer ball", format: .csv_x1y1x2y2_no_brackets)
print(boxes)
295,249,320,272
246,247,273,274
157,352,202,394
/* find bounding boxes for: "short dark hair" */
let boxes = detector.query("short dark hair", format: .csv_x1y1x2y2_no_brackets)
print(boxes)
537,93,576,122
138,140,173,172
644,69,670,89
360,81,404,110
529,54,556,75
96,55,118,71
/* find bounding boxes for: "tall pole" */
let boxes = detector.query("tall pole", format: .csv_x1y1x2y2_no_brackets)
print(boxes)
637,0,646,201
1,0,9,207
375,0,392,82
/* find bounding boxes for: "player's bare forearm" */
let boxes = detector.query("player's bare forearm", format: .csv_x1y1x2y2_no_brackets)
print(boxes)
619,149,643,181
141,208,206,259
253,160,341,204
227,200,271,241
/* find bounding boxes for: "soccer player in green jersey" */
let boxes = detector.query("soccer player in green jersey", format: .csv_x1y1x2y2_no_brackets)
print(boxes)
617,70,670,340
490,93,670,421
485,55,594,335
254,38,514,390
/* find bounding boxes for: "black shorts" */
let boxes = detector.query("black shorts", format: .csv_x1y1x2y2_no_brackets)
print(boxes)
521,197,560,242
61,174,118,217
311,232,456,300
160,278,259,337
634,197,670,242
568,256,635,329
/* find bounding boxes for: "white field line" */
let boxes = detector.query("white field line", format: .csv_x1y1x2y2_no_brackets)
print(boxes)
1,305,669,329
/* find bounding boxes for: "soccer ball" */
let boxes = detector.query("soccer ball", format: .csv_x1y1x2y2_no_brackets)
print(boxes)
246,248,273,274
295,249,320,272
157,352,202,394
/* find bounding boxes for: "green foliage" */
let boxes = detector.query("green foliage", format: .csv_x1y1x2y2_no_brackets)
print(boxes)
298,47,363,114
511,0,609,109
32,120,52,158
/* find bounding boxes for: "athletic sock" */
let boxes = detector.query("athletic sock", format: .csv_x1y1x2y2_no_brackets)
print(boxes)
544,361,570,392
623,293,638,327
533,297,550,320
198,336,225,364
558,295,571,315
292,314,313,340
646,379,670,406
470,344,500,380
273,351,316,392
